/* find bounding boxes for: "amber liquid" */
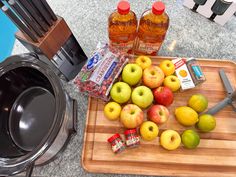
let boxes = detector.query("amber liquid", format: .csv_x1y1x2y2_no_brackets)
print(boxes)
108,11,137,53
134,10,169,55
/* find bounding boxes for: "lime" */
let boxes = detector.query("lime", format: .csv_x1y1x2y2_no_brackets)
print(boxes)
181,130,200,149
188,94,208,113
175,106,199,126
197,114,216,132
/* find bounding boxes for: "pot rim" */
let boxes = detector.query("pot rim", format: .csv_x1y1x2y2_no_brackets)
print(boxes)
0,53,66,175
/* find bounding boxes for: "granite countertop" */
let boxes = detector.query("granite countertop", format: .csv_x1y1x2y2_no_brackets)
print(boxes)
12,0,236,176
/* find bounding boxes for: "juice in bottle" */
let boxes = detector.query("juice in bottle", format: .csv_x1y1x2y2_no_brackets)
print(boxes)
134,1,169,55
108,1,137,53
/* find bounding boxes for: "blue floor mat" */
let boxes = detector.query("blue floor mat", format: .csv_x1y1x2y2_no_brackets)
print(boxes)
0,10,17,62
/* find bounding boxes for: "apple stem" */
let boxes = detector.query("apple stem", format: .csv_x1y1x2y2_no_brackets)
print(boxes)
117,87,121,93
159,111,163,116
158,87,164,92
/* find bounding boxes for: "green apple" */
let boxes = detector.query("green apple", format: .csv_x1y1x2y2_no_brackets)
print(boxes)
140,121,159,141
120,104,144,128
104,102,122,121
160,130,181,150
122,63,143,86
131,86,153,109
110,82,131,104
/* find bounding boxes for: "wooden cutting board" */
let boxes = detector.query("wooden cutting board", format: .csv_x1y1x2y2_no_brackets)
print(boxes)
82,57,236,177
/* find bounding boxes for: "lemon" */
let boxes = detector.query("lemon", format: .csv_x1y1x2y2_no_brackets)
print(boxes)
181,130,200,149
197,114,216,132
188,94,208,113
175,106,199,126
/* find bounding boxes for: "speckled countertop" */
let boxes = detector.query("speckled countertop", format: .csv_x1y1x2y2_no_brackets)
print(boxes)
12,0,236,177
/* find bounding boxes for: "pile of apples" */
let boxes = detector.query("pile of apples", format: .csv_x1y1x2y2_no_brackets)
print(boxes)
104,56,182,150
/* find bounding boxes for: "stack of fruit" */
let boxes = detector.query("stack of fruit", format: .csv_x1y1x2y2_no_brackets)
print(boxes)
104,56,216,152
174,94,216,150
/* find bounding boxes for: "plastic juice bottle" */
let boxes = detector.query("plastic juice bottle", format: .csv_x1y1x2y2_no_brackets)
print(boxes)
108,1,137,53
134,1,169,55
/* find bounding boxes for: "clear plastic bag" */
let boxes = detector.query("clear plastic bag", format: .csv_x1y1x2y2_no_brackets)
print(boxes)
73,43,128,101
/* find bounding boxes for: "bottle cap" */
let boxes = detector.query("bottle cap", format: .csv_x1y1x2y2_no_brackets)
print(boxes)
107,133,121,143
152,1,165,15
124,129,137,135
117,1,130,15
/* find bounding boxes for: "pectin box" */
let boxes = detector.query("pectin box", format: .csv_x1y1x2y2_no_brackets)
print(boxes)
172,58,195,90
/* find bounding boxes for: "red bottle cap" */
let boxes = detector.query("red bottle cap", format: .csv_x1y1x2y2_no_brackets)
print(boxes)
117,1,130,15
152,1,165,15
124,129,137,135
107,133,121,143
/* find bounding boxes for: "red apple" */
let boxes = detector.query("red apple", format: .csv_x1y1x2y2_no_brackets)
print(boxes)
120,104,144,128
147,105,169,125
153,86,174,106
143,66,165,89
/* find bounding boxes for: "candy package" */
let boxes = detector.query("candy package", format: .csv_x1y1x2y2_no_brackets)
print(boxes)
73,43,129,101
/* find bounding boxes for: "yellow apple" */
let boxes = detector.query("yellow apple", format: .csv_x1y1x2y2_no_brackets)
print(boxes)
120,104,144,128
143,66,164,89
140,121,159,141
163,75,181,92
159,60,175,76
104,102,121,121
160,130,181,150
135,56,152,70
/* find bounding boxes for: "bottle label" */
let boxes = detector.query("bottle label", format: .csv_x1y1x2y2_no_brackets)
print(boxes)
137,40,162,54
112,140,125,153
126,136,140,146
110,40,134,53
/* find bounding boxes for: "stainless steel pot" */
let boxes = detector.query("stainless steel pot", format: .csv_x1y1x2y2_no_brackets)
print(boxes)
0,53,77,176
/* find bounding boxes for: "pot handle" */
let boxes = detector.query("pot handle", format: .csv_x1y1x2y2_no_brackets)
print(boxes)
71,99,78,134
25,163,34,177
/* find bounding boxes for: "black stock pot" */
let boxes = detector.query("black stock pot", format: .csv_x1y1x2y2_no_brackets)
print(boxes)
0,53,77,176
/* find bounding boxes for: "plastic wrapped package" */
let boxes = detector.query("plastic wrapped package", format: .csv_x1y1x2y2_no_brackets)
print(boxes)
73,43,129,101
